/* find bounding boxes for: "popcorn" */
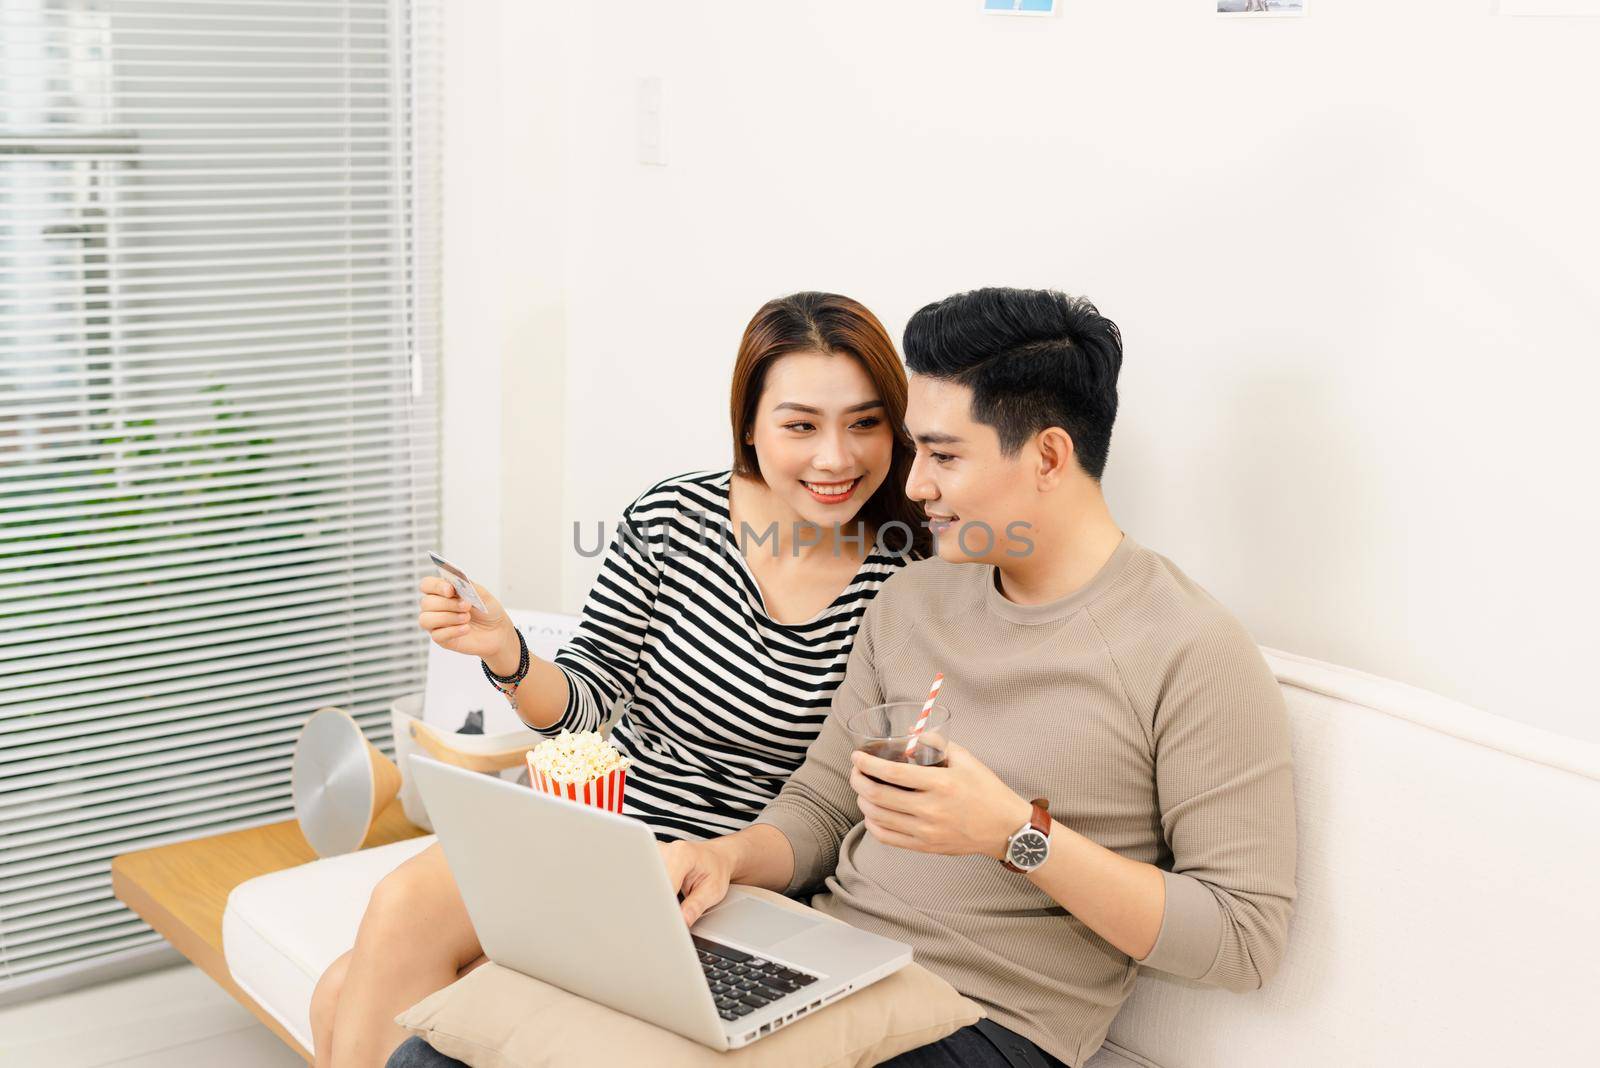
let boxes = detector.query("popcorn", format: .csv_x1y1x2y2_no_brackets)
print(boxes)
525,730,630,813
527,730,630,783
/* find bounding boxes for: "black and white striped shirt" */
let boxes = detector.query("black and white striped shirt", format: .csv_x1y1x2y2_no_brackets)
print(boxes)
540,470,909,841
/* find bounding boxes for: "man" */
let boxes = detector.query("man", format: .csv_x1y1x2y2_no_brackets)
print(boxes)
661,287,1297,1067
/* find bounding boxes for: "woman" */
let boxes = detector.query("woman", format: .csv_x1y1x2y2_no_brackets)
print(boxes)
310,292,928,1067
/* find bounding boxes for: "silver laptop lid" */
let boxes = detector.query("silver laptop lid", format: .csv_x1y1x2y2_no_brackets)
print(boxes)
408,755,728,1049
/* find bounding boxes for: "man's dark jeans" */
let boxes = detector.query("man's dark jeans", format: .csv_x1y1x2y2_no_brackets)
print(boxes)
387,1019,1069,1067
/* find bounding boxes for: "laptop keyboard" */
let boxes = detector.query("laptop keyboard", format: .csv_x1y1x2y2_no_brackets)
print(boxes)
692,934,820,1021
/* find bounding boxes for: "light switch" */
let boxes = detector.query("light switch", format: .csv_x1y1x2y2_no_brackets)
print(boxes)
637,76,664,166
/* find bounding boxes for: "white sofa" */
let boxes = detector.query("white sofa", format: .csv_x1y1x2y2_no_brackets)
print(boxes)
222,648,1600,1067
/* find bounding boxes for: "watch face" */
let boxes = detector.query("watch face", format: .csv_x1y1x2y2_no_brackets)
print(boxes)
1008,829,1049,871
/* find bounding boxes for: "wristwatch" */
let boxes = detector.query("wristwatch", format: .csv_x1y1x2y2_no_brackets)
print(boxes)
1001,798,1052,874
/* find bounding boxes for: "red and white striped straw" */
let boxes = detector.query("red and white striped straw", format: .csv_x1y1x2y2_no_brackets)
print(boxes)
903,672,945,759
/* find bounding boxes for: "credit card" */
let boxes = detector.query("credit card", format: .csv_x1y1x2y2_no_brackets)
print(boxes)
427,551,488,612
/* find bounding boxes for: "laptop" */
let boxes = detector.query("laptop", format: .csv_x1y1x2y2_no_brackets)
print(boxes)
408,755,913,1050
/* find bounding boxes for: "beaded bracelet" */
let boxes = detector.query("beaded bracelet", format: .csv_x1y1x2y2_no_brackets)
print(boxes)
481,628,530,711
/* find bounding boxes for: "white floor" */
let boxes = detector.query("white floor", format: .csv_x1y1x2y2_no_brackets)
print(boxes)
1,964,304,1068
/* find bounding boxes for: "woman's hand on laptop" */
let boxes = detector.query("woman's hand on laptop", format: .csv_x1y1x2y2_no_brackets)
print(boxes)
659,841,734,927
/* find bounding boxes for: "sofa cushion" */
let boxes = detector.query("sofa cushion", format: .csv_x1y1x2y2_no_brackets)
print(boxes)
395,886,983,1068
224,646,1600,1068
1105,648,1600,1068
222,834,438,1052
1083,1045,1159,1068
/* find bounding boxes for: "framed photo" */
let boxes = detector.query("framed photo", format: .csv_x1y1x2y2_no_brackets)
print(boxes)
1494,0,1600,14
1217,0,1307,15
982,0,1058,15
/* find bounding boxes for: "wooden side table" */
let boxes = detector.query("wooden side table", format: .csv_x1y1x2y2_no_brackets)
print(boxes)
111,799,427,1064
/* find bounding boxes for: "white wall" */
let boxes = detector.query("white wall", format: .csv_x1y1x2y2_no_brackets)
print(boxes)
448,0,1600,742
439,0,504,593
440,0,570,607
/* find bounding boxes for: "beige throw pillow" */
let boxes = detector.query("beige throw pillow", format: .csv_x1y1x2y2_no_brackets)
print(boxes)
395,887,983,1068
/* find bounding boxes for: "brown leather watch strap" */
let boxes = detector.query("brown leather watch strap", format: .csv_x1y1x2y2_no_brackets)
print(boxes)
1001,798,1052,873
1029,797,1051,836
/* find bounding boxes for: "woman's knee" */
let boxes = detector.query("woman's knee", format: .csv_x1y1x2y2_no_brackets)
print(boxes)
310,951,351,1035
356,843,480,966
362,845,450,933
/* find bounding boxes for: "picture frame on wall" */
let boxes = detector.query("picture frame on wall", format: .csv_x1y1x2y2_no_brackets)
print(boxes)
981,0,1058,15
1217,0,1307,15
1493,0,1600,14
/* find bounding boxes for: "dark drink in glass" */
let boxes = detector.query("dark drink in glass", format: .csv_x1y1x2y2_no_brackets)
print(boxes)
845,701,955,788
858,738,948,786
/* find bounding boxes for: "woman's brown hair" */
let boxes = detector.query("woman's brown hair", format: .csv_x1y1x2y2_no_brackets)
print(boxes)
730,292,929,559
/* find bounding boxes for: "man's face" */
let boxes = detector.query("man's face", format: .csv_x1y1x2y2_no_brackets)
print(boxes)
904,376,1038,565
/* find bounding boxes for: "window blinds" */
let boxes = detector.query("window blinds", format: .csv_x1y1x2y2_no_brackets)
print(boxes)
0,0,441,995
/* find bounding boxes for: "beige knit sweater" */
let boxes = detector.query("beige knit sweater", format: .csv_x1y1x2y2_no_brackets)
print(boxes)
753,533,1297,1067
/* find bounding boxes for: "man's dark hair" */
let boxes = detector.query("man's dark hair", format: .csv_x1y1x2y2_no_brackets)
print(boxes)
903,288,1123,480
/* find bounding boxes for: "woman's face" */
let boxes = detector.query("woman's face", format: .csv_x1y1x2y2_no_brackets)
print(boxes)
747,350,895,530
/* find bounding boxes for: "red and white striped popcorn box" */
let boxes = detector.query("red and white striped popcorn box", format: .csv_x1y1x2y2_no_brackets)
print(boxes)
524,753,628,813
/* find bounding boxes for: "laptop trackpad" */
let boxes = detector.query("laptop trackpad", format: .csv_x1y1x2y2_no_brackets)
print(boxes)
694,895,821,946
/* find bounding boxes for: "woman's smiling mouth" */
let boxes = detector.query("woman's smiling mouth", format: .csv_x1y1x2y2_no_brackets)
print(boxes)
801,477,862,504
